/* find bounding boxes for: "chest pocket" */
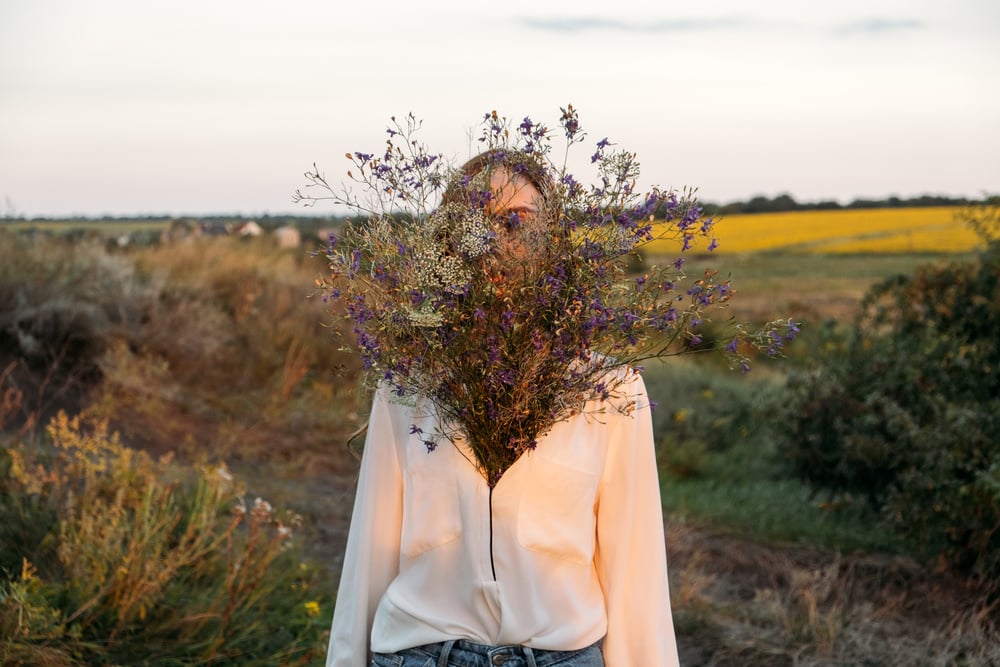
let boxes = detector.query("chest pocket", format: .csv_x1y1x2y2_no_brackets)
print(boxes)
517,456,599,565
400,451,463,558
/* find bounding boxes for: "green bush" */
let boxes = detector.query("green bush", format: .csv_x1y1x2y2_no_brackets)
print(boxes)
0,413,330,666
644,360,778,459
779,201,1000,586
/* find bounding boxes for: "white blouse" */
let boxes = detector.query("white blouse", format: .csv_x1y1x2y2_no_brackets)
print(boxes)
326,374,680,667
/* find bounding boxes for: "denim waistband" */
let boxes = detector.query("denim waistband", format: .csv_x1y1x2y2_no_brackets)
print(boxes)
403,637,604,667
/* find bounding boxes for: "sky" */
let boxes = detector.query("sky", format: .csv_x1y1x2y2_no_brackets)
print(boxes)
1,0,998,218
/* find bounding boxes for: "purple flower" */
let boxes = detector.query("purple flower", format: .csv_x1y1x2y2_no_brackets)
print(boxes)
786,320,801,341
346,295,373,324
560,106,580,139
561,173,581,198
766,330,784,357
682,204,702,227
590,137,611,163
531,329,546,350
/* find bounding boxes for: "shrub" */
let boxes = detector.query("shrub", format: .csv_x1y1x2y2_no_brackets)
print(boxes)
0,231,359,463
780,201,1000,587
0,232,144,427
0,413,330,666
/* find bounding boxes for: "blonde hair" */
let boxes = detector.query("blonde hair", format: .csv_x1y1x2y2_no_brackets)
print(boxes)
441,150,554,207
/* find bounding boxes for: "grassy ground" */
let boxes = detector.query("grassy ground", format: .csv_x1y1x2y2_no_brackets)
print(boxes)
2,232,996,665
648,251,974,324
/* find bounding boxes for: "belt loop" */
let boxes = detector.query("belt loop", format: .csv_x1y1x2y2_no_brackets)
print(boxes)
438,640,455,667
522,646,538,667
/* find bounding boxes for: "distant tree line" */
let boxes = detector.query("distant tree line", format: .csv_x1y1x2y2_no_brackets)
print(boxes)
696,193,979,216
0,213,349,232
1,194,987,225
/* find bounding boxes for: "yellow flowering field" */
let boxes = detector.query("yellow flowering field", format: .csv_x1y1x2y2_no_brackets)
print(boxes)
645,207,982,255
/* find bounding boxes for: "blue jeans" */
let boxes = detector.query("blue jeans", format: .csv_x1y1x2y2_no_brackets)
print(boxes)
371,638,604,667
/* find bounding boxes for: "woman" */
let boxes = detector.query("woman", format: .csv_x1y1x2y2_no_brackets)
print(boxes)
326,153,680,667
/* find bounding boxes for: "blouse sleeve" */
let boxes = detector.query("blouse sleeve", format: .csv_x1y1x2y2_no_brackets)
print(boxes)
326,388,404,667
595,374,680,667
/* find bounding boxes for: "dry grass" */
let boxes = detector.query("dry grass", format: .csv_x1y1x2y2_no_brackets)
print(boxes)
666,519,999,666
75,236,366,468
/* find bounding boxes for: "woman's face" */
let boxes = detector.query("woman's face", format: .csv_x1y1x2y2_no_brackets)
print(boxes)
487,168,543,260
488,169,541,222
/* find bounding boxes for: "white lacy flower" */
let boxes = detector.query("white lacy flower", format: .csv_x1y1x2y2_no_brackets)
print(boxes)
408,306,444,328
601,225,633,254
253,497,273,513
413,244,443,287
456,209,493,258
436,254,470,293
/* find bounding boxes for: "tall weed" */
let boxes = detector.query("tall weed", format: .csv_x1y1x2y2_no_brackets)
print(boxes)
0,413,329,666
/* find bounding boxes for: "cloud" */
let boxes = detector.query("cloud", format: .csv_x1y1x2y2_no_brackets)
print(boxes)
836,18,923,34
519,14,925,38
518,16,746,34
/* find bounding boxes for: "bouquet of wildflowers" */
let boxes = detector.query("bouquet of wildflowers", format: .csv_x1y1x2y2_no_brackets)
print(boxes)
297,107,796,486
